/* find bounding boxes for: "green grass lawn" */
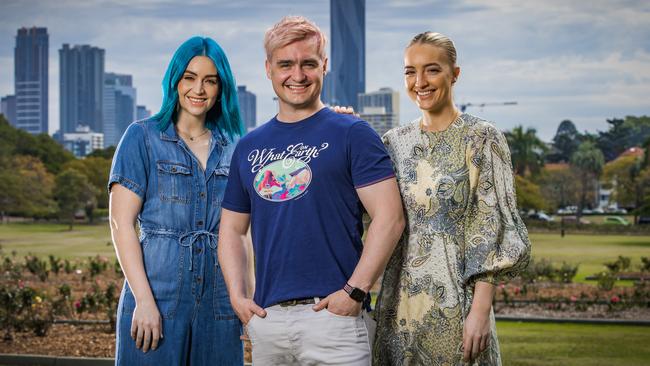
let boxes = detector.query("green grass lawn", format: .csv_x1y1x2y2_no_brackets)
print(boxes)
0,223,648,285
498,321,650,366
529,232,650,283
0,222,114,258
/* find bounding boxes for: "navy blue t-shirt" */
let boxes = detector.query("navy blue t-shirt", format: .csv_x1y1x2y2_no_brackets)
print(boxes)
222,107,395,308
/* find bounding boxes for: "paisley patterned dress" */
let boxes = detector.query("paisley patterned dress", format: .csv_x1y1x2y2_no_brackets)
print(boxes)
373,114,531,366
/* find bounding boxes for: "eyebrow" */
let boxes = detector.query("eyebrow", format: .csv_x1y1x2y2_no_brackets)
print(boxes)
404,62,441,69
276,58,319,64
183,70,218,78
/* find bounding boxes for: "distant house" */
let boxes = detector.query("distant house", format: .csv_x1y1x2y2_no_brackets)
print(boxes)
601,146,645,210
619,146,644,158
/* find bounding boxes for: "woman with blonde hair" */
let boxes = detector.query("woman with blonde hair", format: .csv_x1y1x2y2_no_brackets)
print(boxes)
373,32,530,365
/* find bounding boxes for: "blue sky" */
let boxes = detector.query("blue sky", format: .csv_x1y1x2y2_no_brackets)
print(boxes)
1,0,649,141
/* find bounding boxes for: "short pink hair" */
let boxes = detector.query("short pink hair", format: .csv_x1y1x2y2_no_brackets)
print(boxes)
264,16,327,61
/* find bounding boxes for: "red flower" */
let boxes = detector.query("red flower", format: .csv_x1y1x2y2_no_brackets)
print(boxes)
74,300,81,309
610,295,620,303
513,287,520,295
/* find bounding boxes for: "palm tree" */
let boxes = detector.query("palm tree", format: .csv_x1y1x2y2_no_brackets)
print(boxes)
570,141,604,223
504,126,548,176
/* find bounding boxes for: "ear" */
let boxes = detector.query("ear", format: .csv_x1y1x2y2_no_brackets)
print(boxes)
322,57,328,75
452,66,460,83
265,59,271,80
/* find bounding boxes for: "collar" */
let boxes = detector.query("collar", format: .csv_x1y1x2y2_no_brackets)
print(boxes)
160,121,229,146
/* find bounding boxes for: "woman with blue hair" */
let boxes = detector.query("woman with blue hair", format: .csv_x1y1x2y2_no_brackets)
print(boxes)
108,36,245,364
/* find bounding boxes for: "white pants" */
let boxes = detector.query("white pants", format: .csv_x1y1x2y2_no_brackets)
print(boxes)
246,300,375,366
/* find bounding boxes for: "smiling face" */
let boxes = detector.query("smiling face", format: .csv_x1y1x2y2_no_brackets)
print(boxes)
177,56,219,120
265,37,327,114
404,43,460,114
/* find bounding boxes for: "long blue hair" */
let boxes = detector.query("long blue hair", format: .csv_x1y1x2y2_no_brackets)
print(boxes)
153,36,244,137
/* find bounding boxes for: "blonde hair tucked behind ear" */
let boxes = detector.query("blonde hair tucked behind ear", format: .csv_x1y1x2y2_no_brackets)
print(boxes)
407,32,457,67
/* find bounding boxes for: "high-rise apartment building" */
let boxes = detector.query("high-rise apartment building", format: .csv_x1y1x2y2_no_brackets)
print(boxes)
103,72,136,147
59,44,105,134
358,87,400,137
1,95,16,125
62,125,104,158
136,105,151,121
237,85,256,132
326,0,365,110
14,27,49,134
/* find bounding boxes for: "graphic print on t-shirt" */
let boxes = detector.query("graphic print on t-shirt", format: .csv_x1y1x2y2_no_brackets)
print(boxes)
247,142,329,202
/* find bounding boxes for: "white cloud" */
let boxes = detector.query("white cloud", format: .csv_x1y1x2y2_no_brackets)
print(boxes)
1,0,649,140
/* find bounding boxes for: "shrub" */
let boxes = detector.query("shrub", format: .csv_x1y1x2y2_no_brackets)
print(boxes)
604,256,631,273
88,256,109,278
641,257,650,272
24,255,48,281
554,262,579,283
48,255,62,275
518,258,578,284
595,271,617,291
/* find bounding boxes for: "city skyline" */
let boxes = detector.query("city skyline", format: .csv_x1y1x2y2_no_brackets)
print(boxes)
1,0,649,141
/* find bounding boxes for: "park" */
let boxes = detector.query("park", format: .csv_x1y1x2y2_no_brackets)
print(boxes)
0,222,649,365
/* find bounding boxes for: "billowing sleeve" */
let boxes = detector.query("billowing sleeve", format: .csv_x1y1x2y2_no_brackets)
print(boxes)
108,122,150,200
462,125,530,286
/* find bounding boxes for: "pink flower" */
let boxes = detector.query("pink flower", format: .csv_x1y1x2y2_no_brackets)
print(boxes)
513,287,521,295
18,280,24,289
74,300,81,309
499,283,505,289
570,296,577,302
610,295,620,303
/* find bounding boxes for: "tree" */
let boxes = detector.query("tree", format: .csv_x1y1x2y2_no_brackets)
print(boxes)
538,166,580,212
514,175,547,211
54,169,98,230
87,146,116,160
504,126,547,177
597,116,650,162
0,155,55,220
547,120,581,163
62,157,112,210
571,141,605,222
0,116,74,174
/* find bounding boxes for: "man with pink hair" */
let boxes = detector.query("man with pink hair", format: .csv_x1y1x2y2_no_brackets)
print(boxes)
218,16,405,365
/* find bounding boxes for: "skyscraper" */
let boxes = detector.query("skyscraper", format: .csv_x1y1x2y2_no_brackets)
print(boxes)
14,27,48,134
136,105,151,121
103,72,136,147
326,0,365,110
1,95,16,125
358,87,400,137
237,85,256,132
358,87,399,115
59,44,105,134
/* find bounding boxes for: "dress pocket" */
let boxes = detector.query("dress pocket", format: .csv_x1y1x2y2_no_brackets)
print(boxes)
141,236,184,319
210,166,230,206
157,161,193,204
213,259,238,320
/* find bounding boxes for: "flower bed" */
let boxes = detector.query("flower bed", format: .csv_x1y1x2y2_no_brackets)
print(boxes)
1,251,648,359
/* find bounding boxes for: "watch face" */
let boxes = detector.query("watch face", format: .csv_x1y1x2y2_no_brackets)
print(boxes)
350,288,366,302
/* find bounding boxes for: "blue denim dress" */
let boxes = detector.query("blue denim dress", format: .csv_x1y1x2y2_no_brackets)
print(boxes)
108,119,242,365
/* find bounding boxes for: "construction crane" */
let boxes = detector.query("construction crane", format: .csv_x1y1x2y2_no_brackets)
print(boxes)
458,101,517,112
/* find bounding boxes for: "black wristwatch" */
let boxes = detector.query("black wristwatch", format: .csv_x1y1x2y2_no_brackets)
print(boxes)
343,283,367,302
